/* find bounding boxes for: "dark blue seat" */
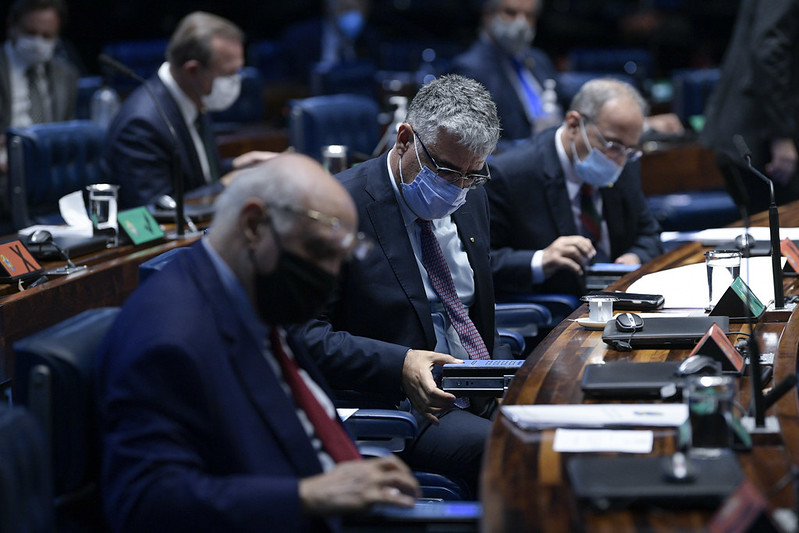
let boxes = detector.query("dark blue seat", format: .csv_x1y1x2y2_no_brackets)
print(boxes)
247,40,289,82
100,39,168,95
310,59,378,99
13,307,121,533
671,68,721,125
566,47,654,82
646,190,739,232
288,93,380,163
6,120,107,230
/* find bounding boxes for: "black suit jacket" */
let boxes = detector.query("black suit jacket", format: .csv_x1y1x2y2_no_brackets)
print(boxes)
449,38,559,143
298,154,510,405
488,128,662,295
101,75,231,209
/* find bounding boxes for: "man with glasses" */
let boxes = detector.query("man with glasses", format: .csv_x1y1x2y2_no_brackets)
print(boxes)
298,74,510,497
488,77,662,297
96,153,419,532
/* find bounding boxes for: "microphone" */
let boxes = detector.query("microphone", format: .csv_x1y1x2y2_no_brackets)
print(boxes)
98,53,186,238
733,134,784,309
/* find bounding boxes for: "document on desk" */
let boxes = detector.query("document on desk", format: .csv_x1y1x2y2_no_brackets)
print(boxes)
661,227,799,244
17,190,93,238
553,429,654,453
501,404,688,430
626,257,782,309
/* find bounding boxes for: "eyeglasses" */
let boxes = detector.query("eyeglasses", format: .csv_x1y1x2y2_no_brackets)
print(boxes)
582,119,643,162
268,203,374,260
413,130,491,189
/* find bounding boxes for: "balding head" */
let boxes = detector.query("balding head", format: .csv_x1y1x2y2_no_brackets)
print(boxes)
208,153,360,303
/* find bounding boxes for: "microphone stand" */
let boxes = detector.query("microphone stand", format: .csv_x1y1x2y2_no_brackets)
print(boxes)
99,54,186,239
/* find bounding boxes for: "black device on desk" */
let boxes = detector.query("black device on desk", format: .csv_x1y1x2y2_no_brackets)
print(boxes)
602,315,729,350
25,233,109,260
582,291,664,311
441,360,524,397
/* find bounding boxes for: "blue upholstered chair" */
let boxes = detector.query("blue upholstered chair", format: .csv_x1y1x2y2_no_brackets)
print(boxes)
13,307,121,533
100,39,168,95
6,120,107,230
288,93,380,164
671,67,721,125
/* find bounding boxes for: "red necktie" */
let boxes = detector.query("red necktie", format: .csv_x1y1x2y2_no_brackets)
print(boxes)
417,219,490,360
269,328,361,463
580,183,602,244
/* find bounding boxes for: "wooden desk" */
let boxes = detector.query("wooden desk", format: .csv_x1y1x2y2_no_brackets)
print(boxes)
0,233,202,384
482,204,799,531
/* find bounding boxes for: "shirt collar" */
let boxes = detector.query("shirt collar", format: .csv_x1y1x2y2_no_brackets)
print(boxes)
158,61,199,126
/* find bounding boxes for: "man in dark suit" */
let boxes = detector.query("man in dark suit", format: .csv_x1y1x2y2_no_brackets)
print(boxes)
298,74,509,496
701,0,799,214
95,153,419,533
488,78,662,297
449,0,559,147
102,11,275,209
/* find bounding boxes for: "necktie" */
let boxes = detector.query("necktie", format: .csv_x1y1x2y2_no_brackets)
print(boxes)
195,112,220,182
511,57,543,119
417,219,490,361
269,328,361,463
26,66,49,124
580,183,602,245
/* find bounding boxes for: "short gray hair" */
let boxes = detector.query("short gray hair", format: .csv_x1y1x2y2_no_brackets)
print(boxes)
166,11,244,68
569,77,649,121
405,74,501,159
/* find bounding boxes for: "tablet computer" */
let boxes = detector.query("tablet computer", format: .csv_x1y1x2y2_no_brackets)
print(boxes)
602,316,729,349
583,290,665,311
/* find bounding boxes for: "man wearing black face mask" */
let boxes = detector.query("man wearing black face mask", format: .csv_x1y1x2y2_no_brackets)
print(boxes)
487,78,663,297
298,74,512,497
95,153,419,533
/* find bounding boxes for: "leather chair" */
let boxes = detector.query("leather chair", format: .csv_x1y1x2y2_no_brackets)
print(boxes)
13,307,121,533
6,120,107,230
496,293,581,353
0,405,54,533
288,93,380,164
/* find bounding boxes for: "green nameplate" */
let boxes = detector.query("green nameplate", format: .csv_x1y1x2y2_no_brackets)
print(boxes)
118,207,165,245
730,277,765,317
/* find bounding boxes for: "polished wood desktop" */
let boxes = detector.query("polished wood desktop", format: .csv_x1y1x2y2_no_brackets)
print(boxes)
482,204,799,532
0,232,203,384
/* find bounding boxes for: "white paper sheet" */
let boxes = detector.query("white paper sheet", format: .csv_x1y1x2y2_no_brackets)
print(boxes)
17,190,93,238
627,257,784,309
661,226,799,243
501,404,688,429
553,428,654,453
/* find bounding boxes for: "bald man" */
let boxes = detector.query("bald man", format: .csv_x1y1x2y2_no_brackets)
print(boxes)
95,153,419,533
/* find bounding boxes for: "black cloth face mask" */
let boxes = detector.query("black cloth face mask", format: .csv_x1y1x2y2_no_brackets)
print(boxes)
253,228,337,326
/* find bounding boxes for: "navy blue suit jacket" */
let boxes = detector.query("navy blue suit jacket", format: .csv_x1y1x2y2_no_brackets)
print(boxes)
487,128,663,296
298,154,510,405
95,242,339,533
101,75,231,209
450,39,559,143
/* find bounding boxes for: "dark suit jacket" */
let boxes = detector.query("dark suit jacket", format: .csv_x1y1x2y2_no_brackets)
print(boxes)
0,51,78,130
488,128,662,296
101,75,231,209
95,242,339,533
298,154,510,405
449,38,559,143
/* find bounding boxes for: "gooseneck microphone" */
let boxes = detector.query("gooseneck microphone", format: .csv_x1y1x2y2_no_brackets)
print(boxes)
733,134,784,309
98,54,186,238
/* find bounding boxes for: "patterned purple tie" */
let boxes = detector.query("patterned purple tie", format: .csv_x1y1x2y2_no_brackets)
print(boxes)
417,219,490,360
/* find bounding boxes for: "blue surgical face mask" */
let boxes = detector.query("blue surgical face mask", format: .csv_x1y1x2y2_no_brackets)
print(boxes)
398,136,468,220
337,10,365,40
571,120,623,188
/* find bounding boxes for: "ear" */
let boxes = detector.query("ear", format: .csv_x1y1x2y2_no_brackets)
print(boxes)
240,200,265,245
394,123,413,158
182,59,203,77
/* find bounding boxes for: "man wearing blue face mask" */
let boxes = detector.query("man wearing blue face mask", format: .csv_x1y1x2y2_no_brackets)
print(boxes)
103,11,276,210
488,78,663,297
297,74,511,497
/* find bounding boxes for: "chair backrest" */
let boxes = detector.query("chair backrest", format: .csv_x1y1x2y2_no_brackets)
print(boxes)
0,405,53,533
7,120,107,230
100,39,168,95
13,307,121,530
288,93,380,163
671,68,721,125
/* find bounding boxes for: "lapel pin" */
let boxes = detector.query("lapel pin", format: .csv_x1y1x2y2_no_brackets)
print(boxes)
470,237,475,242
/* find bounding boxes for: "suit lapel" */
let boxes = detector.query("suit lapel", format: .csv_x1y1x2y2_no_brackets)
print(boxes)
540,136,578,235
363,156,437,347
189,246,324,478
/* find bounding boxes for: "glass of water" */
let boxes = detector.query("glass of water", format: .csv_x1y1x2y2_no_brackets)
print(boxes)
704,249,741,310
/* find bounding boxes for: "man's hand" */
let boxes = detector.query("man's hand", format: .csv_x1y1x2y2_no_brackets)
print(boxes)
614,252,641,265
766,138,798,185
541,236,596,278
232,150,279,170
401,349,461,424
299,455,420,515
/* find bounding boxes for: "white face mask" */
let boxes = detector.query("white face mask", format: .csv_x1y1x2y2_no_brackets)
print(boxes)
201,73,241,112
489,15,535,56
15,34,56,65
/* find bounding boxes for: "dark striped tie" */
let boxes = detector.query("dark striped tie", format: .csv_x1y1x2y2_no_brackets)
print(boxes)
580,183,602,244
